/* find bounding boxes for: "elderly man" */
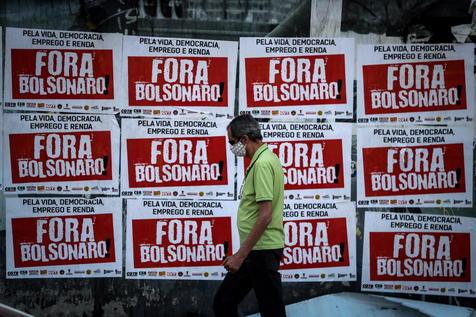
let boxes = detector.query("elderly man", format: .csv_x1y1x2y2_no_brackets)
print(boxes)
213,114,286,317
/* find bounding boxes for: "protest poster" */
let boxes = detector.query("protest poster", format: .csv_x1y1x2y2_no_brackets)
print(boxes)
3,112,120,195
362,211,476,297
357,125,473,207
280,200,356,282
239,37,354,119
121,117,234,198
6,197,122,278
4,27,122,113
356,44,474,124
237,122,351,201
125,199,239,280
121,35,237,117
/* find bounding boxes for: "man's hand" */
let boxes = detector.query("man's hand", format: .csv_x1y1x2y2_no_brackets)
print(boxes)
223,201,273,273
223,253,246,273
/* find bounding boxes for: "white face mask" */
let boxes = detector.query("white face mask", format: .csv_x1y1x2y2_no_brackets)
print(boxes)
231,141,246,157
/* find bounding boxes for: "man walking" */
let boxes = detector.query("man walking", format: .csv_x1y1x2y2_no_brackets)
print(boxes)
214,114,286,317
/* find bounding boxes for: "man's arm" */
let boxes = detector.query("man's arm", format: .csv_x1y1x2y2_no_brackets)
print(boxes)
223,200,272,273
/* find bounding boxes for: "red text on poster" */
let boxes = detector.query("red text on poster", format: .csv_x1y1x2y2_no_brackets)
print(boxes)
12,214,116,267
369,231,471,282
245,55,346,107
363,60,466,114
281,218,349,270
244,140,344,189
127,136,228,187
363,144,465,196
128,56,228,107
9,131,113,183
11,49,114,99
132,217,232,268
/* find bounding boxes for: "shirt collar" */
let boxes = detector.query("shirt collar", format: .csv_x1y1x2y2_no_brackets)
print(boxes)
249,144,268,167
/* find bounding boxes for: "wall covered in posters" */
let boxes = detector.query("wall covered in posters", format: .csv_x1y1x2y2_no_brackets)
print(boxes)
1,0,476,315
0,19,475,317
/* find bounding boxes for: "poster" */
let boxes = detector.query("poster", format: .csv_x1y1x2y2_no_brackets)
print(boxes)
126,199,239,280
280,200,356,282
4,27,122,113
239,37,354,119
357,44,474,124
3,112,120,195
357,125,473,207
121,117,234,198
362,212,476,297
6,197,122,278
121,35,237,117
238,122,351,201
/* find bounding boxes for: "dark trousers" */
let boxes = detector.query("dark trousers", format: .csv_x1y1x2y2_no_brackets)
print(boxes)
213,249,286,317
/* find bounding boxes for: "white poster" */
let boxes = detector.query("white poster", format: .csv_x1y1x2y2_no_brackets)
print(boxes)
357,125,473,207
121,117,235,199
125,199,239,280
356,43,475,124
239,37,354,119
121,35,237,117
3,112,120,195
280,200,356,282
6,197,122,278
362,212,476,297
4,27,123,113
238,122,352,201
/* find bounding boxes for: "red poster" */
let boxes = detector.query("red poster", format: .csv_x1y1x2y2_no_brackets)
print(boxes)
127,136,228,188
127,56,228,107
9,131,112,183
132,217,232,268
244,140,344,190
12,214,116,267
281,218,349,270
363,60,466,115
11,49,114,99
245,54,346,107
369,231,471,282
363,143,465,197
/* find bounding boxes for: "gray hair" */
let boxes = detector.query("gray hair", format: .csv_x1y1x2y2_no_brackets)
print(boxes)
227,114,263,141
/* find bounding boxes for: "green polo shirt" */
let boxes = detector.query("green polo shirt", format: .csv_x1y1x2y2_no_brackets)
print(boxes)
238,144,285,250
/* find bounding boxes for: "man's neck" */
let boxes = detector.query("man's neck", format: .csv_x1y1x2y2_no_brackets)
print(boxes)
246,141,264,159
